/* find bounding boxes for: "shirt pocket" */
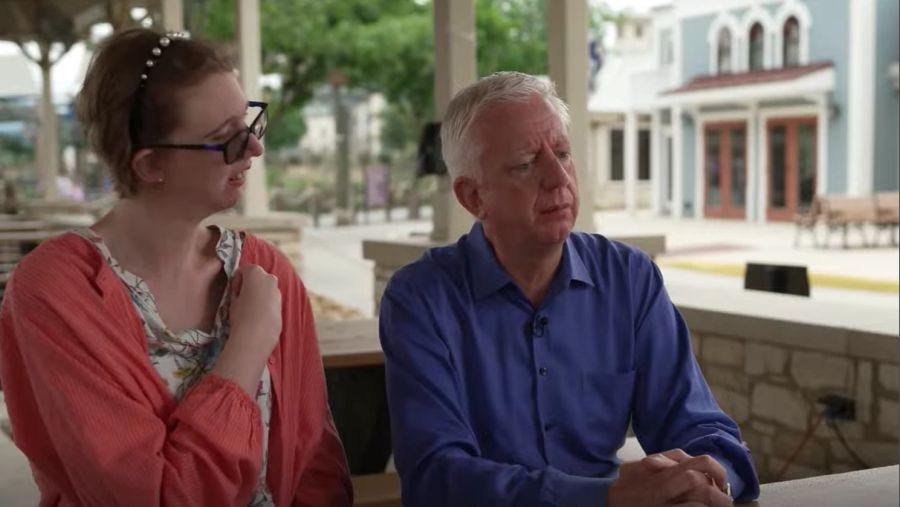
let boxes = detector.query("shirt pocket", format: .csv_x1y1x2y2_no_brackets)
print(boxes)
579,370,637,449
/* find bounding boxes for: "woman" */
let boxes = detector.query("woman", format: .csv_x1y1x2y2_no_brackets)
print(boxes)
0,28,351,506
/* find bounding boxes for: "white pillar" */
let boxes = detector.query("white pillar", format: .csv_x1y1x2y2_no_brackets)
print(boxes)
692,109,703,219
624,111,638,214
37,53,59,200
757,110,769,224
161,0,184,31
431,0,476,242
846,0,876,195
671,106,684,218
650,110,662,215
596,124,609,192
236,0,269,215
746,103,758,222
816,94,830,195
547,0,594,232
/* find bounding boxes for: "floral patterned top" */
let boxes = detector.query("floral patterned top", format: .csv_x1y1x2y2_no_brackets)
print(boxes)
76,227,274,506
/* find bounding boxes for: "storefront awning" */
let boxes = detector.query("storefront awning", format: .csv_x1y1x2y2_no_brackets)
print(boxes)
659,61,834,107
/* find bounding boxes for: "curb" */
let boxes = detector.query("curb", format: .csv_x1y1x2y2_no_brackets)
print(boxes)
658,260,900,294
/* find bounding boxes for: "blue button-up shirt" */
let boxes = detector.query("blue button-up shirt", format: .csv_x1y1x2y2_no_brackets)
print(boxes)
379,223,759,507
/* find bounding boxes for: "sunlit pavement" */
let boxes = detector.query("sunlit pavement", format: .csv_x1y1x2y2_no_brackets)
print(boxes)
301,207,899,317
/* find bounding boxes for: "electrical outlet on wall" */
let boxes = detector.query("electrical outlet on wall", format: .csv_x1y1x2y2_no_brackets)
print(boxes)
817,395,856,421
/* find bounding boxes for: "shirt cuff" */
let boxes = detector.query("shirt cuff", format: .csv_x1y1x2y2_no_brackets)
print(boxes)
543,467,613,507
719,456,760,503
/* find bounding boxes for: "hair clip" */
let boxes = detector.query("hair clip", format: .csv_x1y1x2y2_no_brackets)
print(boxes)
139,31,191,86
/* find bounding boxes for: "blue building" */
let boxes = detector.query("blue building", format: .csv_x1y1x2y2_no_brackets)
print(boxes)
589,0,899,222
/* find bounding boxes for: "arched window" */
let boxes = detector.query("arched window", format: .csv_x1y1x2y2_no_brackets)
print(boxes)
718,28,732,74
749,23,765,70
783,16,800,67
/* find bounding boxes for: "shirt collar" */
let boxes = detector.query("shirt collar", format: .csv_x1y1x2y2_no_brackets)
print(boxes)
464,222,514,300
462,222,594,301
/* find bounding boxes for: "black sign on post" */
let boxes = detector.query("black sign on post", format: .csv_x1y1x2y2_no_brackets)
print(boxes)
744,263,811,297
416,122,447,176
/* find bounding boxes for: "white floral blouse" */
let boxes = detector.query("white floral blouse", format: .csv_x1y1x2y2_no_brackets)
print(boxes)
77,227,274,506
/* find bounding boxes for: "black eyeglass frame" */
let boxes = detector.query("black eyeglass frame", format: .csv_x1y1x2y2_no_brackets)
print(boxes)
143,101,268,164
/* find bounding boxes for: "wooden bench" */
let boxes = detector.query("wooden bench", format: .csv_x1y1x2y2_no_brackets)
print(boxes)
317,318,383,368
874,191,899,246
820,195,879,248
352,472,401,507
794,194,898,248
793,197,822,247
0,224,66,302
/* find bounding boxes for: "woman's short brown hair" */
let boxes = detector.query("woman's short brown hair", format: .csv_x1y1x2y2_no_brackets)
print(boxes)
76,28,234,197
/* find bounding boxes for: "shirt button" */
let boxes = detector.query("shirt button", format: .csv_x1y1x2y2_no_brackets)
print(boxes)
539,367,548,376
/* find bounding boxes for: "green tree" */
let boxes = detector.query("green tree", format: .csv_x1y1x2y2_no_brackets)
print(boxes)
188,0,614,156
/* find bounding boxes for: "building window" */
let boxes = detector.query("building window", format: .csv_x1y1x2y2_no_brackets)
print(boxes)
610,129,624,181
638,130,651,180
717,28,732,74
783,16,800,67
659,29,673,66
749,23,765,71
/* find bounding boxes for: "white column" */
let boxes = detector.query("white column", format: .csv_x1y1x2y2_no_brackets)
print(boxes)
671,106,684,218
623,111,638,214
816,94,830,195
161,0,184,31
746,103,758,222
597,125,610,187
431,0,476,242
37,52,59,200
650,110,662,215
547,0,594,232
693,109,703,219
236,0,269,215
757,111,769,224
847,0,876,195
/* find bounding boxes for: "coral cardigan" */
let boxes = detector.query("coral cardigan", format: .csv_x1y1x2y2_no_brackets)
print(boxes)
0,232,352,506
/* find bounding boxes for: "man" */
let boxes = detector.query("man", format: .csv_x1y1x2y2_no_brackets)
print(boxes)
379,72,759,507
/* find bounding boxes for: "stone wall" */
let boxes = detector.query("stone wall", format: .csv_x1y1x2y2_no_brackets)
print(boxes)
677,290,900,484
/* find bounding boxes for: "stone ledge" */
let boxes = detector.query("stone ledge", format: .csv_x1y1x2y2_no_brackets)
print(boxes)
670,285,898,363
362,233,667,270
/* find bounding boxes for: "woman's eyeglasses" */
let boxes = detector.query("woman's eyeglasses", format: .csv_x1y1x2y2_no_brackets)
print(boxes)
145,101,268,164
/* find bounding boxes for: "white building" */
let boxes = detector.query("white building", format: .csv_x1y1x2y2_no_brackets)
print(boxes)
298,90,386,163
589,0,899,221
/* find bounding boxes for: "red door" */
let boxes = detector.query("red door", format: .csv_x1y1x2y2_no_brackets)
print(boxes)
767,117,817,221
704,123,747,219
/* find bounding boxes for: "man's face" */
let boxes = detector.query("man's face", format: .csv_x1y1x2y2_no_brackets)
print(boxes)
471,95,579,249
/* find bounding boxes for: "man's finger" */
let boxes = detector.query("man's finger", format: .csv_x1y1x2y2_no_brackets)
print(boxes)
673,481,733,507
660,469,711,501
640,453,679,472
665,454,728,490
659,448,693,463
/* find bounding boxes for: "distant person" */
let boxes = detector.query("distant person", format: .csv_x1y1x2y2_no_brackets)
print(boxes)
379,72,760,507
2,179,19,215
0,28,351,506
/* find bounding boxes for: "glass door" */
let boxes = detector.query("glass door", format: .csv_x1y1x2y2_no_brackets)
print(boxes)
704,122,747,219
767,117,817,221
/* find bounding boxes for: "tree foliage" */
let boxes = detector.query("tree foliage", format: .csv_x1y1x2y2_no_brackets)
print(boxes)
187,0,610,154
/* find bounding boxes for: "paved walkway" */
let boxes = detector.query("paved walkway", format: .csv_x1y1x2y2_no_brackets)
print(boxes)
595,210,899,290
300,209,900,317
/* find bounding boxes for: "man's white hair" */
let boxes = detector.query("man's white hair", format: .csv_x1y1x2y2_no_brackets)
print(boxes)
440,71,571,180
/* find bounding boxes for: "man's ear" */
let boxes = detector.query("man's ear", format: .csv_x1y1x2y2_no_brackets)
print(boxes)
131,149,165,185
453,175,485,219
